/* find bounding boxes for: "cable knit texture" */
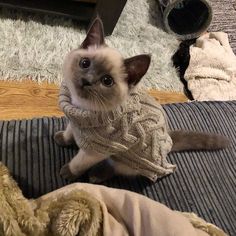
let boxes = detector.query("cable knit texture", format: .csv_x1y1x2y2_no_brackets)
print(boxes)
59,83,175,181
184,32,236,101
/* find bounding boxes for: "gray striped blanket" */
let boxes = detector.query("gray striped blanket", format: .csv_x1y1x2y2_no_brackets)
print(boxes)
0,101,235,235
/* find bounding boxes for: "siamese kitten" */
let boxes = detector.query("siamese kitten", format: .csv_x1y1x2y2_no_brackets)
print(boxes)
55,17,229,183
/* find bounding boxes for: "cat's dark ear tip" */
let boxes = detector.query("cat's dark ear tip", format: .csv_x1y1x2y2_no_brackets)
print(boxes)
90,14,103,28
93,11,101,20
143,54,151,61
80,14,105,49
143,54,151,66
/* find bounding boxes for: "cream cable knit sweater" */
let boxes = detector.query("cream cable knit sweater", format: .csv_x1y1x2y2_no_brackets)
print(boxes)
184,32,236,101
59,83,175,181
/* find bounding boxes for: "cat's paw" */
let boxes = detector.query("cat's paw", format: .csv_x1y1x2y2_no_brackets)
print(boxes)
60,164,78,181
54,131,67,146
54,131,75,147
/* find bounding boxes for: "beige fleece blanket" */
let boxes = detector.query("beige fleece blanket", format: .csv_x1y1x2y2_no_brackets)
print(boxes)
39,183,228,236
184,32,236,101
0,162,228,236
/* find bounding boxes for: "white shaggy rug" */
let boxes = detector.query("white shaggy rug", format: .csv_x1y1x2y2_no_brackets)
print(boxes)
0,0,183,91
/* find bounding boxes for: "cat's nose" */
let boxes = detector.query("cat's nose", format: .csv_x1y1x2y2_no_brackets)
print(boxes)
81,78,92,87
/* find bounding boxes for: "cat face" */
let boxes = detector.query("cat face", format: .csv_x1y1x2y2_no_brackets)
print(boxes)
63,46,129,110
63,17,151,111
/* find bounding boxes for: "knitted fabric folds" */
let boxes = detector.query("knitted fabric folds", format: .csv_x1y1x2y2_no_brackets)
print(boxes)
59,83,175,181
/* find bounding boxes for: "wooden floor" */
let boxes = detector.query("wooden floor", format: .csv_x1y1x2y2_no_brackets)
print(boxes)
0,80,188,120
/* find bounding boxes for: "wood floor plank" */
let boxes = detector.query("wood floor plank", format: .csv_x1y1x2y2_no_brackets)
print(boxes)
0,80,187,120
0,80,63,120
148,89,188,104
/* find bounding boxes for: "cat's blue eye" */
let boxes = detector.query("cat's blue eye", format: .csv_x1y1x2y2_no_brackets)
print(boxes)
101,75,114,87
79,58,90,69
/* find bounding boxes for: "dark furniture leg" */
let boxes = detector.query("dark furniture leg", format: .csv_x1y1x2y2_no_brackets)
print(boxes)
0,0,127,36
0,0,94,22
95,0,127,35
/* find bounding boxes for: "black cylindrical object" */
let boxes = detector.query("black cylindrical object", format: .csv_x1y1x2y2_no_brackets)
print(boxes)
158,0,212,40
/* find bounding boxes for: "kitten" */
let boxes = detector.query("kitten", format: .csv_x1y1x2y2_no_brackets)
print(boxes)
55,17,230,183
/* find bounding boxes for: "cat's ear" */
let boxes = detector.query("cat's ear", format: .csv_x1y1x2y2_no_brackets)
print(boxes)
124,54,151,86
80,16,105,49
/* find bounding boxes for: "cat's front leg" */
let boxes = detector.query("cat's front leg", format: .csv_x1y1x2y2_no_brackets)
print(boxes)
60,149,109,181
54,122,75,147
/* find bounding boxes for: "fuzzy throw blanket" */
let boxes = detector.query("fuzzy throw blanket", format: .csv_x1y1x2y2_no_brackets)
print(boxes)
0,162,228,236
184,32,236,101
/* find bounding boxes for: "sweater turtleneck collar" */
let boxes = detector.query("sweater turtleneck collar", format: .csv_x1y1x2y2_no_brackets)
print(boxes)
59,82,142,128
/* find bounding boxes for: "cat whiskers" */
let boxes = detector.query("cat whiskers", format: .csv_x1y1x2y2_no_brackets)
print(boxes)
95,92,108,111
86,88,108,111
95,91,109,111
